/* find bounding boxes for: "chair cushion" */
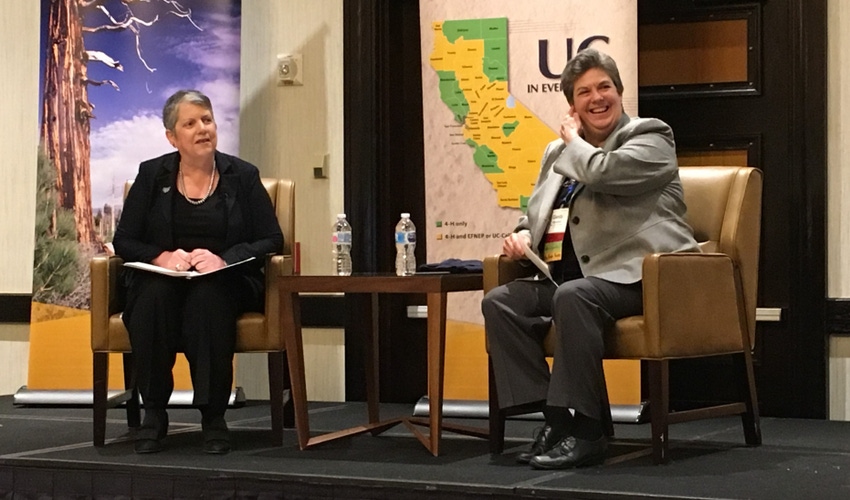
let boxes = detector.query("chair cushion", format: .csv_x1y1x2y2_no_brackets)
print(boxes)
236,312,283,352
97,312,282,353
542,316,646,360
542,312,744,361
106,315,132,352
605,316,648,359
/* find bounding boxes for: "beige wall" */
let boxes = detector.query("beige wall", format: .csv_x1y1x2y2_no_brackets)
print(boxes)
828,0,850,419
236,0,345,401
0,2,39,395
828,2,850,297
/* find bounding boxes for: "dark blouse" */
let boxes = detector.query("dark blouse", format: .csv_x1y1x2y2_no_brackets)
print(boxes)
172,188,228,255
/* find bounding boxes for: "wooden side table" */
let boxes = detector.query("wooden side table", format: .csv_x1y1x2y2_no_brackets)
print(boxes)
279,273,485,456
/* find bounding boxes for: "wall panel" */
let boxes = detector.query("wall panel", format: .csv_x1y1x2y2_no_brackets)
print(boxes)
828,0,850,418
238,0,345,401
0,1,39,394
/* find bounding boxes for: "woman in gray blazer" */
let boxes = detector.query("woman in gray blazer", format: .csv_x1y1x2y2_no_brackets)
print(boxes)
482,49,699,470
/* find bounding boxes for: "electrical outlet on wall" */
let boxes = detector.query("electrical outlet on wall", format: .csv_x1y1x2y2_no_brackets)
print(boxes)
276,53,303,86
313,153,329,179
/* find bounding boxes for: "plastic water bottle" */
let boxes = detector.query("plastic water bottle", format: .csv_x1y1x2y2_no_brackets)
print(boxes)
395,213,416,276
333,214,352,276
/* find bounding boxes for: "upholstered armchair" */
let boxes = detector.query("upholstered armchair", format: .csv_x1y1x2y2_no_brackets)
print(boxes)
484,166,763,464
90,178,296,447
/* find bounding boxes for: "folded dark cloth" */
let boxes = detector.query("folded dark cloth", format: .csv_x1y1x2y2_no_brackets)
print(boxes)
417,258,483,274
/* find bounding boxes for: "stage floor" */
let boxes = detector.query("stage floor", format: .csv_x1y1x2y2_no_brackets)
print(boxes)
1,395,850,499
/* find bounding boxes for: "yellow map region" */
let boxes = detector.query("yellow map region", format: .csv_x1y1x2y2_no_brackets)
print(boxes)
430,21,557,209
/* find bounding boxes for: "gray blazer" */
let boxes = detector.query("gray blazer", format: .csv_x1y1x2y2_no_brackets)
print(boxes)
517,113,700,284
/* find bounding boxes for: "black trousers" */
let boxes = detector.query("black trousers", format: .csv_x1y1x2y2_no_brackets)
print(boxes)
122,270,262,418
482,276,642,420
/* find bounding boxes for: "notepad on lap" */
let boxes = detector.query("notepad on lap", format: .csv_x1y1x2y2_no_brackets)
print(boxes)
123,257,255,279
522,246,557,285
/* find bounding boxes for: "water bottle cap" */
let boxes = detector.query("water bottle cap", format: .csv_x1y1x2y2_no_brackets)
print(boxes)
400,212,410,218
337,213,346,219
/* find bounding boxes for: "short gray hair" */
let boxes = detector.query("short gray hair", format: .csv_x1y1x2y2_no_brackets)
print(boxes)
162,90,213,132
560,48,624,105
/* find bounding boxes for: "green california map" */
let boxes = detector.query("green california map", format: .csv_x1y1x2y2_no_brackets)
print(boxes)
429,18,557,211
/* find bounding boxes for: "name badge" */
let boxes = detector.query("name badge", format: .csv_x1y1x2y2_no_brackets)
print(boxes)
543,208,570,262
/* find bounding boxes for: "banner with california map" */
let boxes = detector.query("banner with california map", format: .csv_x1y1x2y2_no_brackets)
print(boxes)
419,0,637,401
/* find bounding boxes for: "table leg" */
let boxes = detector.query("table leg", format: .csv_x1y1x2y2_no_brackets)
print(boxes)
296,292,402,448
364,293,380,424
281,290,311,449
403,289,490,452
426,292,447,456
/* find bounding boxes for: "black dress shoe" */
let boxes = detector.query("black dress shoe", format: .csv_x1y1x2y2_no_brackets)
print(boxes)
134,437,164,454
203,438,231,455
202,416,231,455
516,425,565,464
529,435,607,470
134,410,168,454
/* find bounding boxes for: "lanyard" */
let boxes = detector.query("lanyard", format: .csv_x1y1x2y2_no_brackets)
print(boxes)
555,179,577,208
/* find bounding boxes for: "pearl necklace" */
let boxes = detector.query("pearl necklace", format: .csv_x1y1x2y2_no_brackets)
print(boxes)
179,161,216,205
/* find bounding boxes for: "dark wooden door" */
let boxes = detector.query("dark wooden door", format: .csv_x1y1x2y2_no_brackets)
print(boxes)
637,0,827,418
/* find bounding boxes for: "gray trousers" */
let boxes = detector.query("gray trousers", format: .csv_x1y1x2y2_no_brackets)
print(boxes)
482,276,642,420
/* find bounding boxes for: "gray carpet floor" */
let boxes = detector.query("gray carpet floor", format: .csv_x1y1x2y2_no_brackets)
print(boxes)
2,395,850,499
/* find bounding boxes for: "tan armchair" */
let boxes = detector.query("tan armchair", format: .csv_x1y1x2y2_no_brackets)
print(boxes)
484,166,763,464
90,178,296,447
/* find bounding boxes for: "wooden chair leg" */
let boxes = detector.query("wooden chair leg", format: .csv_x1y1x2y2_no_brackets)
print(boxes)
123,353,140,428
648,360,670,464
93,352,109,447
282,354,294,429
736,350,762,446
267,351,286,446
488,357,506,455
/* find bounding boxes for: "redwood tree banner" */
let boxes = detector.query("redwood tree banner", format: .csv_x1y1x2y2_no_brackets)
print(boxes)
27,0,242,395
418,0,639,401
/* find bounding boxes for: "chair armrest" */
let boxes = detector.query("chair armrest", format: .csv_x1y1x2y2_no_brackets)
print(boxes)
90,254,124,351
483,254,537,294
641,252,753,358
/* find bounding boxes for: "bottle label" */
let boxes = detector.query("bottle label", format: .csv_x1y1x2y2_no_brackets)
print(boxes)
395,231,416,244
333,231,352,244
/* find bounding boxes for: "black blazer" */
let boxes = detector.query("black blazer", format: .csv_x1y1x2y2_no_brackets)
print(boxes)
113,150,284,288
